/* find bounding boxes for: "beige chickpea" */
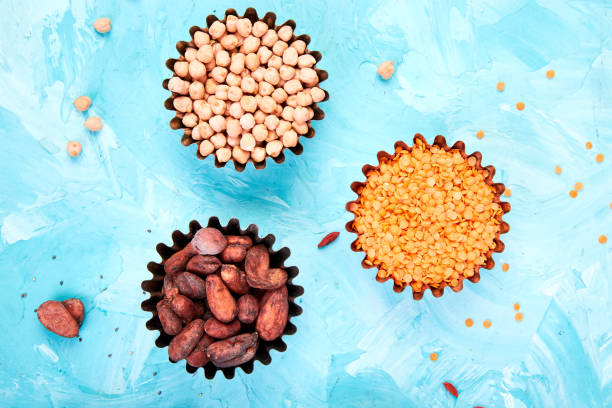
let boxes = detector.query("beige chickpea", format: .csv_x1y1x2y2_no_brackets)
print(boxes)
205,78,218,95
272,41,288,57
261,30,278,47
296,91,313,106
227,134,241,147
84,116,103,132
215,84,229,100
279,65,295,81
264,68,280,85
194,31,210,47
281,129,298,147
240,113,256,130
210,66,228,83
286,95,298,107
66,141,82,157
216,147,232,163
229,53,245,74
210,133,227,149
377,60,394,80
193,122,214,140
208,115,226,133
182,113,199,128
174,61,189,77
189,60,206,81
271,88,288,104
277,25,293,42
292,121,309,135
251,146,266,162
93,17,111,34
309,86,326,103
282,47,299,66
226,15,238,33
274,104,283,116
227,86,243,102
212,42,223,55
208,96,226,115
277,78,286,88
299,68,318,86
266,140,283,157
185,47,197,62
168,77,189,94
193,100,212,121
290,39,306,55
284,79,303,95
298,54,316,68
255,94,263,107
266,130,278,142
256,82,272,97
226,118,242,137
251,67,266,82
236,18,252,37
220,34,239,51
199,140,215,157
240,133,256,151
268,55,282,69
229,102,244,119
240,95,257,113
232,146,250,164
173,96,192,113
240,76,258,94
253,21,268,37
73,96,92,111
281,106,295,121
245,53,260,71
225,72,241,87
205,60,216,72
209,21,226,39
253,123,269,141
215,50,230,67
188,81,205,99
253,110,266,124
293,106,310,124
257,46,273,64
241,35,260,54
275,120,292,136
264,115,279,131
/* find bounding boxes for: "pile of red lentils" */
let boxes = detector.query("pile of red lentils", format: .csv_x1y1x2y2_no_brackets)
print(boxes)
352,139,505,294
167,16,326,166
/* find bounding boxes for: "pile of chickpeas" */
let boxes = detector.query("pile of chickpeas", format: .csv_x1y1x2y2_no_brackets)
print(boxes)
167,16,326,166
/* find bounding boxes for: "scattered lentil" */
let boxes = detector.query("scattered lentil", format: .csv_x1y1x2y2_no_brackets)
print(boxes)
516,102,525,111
574,182,583,191
569,190,578,198
66,141,82,157
84,116,103,132
93,17,111,34
377,61,394,80
585,141,593,149
476,130,484,139
546,69,555,79
496,81,505,91
596,153,604,163
483,320,492,328
73,96,92,111
513,302,520,311
502,263,509,272
554,166,562,174
514,312,523,322
504,188,512,197
465,318,474,327
599,235,607,244
430,353,438,361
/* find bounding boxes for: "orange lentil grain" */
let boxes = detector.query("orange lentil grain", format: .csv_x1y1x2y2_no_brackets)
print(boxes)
546,69,555,79
476,130,484,139
516,102,525,111
609,202,612,209
574,182,584,191
483,320,492,328
596,153,604,163
599,235,608,244
497,82,505,91
515,312,524,322
514,302,520,311
554,166,562,174
569,190,578,198
465,318,474,327
504,188,512,197
585,141,593,150
502,263,509,272
430,353,438,361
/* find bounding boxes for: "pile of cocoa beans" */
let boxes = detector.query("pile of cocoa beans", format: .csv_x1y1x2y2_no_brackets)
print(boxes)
157,227,290,369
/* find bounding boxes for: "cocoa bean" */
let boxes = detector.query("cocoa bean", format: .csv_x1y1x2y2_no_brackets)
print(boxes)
164,248,193,275
256,287,289,341
61,298,85,326
186,334,214,367
169,294,197,324
220,235,253,263
246,267,287,290
37,300,80,338
186,255,221,275
205,275,238,323
191,228,227,255
206,332,259,368
175,272,206,299
157,299,182,335
168,319,205,362
204,318,241,339
220,265,250,295
215,344,257,368
237,294,259,324
163,274,179,297
245,245,269,278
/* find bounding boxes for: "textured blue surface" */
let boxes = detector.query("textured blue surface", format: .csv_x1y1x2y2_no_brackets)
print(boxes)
0,0,611,407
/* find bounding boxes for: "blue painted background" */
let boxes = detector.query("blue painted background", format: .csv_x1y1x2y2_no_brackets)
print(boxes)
0,0,610,407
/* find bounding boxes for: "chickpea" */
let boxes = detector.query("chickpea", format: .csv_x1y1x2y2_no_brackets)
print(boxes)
193,100,213,121
266,130,279,142
215,84,229,100
226,72,242,87
185,47,197,62
277,78,286,88
261,30,278,47
227,134,240,147
220,34,239,50
281,129,298,147
216,147,232,163
279,65,296,81
253,124,269,141
188,81,205,99
226,118,242,137
209,115,227,133
66,141,81,157
210,66,228,83
281,106,294,121
257,46,272,64
229,53,245,74
173,96,192,113
240,95,257,113
240,76,258,94
205,60,216,72
240,133,256,151
241,35,260,54
240,113,255,130
258,81,274,96
205,78,218,95
187,60,205,81
199,140,215,157
229,102,244,118
284,79,303,95
299,68,318,86
212,42,223,56
236,18,252,37
215,50,230,67
234,33,245,47
266,140,283,157
272,41,288,57
296,91,313,106
73,96,92,111
252,67,266,82
286,95,298,107
251,146,266,162
275,120,291,136
226,15,238,33
174,61,189,77
245,53,260,71
93,17,111,34
293,106,311,123
280,48,298,67
227,86,243,102
209,21,226,39
293,121,309,135
182,113,199,128
264,68,280,85
208,96,226,115
193,31,210,47
264,115,279,131
277,25,293,42
268,55,283,69
309,86,326,103
377,60,394,80
274,104,283,116
193,122,214,140
210,133,227,149
168,77,189,94
290,39,306,54
272,88,288,103
298,54,316,68
84,116,103,131
253,110,266,124
252,21,268,38
232,146,250,164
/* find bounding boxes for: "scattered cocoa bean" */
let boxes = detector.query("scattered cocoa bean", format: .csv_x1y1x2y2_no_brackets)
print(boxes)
61,298,85,326
256,286,288,341
37,300,80,338
164,248,194,275
246,267,287,290
169,294,197,324
168,319,205,362
220,264,250,295
205,275,238,323
175,272,206,299
186,255,221,275
206,332,259,368
186,334,214,367
157,299,182,335
192,228,227,255
237,294,259,324
220,235,253,263
204,318,241,339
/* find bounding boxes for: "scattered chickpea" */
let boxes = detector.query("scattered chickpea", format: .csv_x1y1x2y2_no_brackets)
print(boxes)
168,77,190,95
266,130,278,142
264,115,279,131
279,65,296,81
227,86,243,102
260,95,277,114
241,76,258,94
272,41,288,57
199,140,215,157
596,153,604,163
296,91,313,107
599,235,608,244
209,115,227,133
226,118,242,137
205,78,218,94
215,50,230,67
93,17,111,34
293,106,310,124
554,166,562,174
253,124,268,141
377,61,394,80
277,25,293,42
84,116,103,131
496,81,505,91
229,53,245,74
286,95,298,107
232,146,250,164
281,106,295,121
66,141,81,157
284,79,303,95
272,88,288,104
257,46,273,65
300,69,319,86
574,182,583,191
73,96,92,111
236,18,252,37
209,21,226,39
208,96,226,115
216,147,232,162
293,121,309,135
